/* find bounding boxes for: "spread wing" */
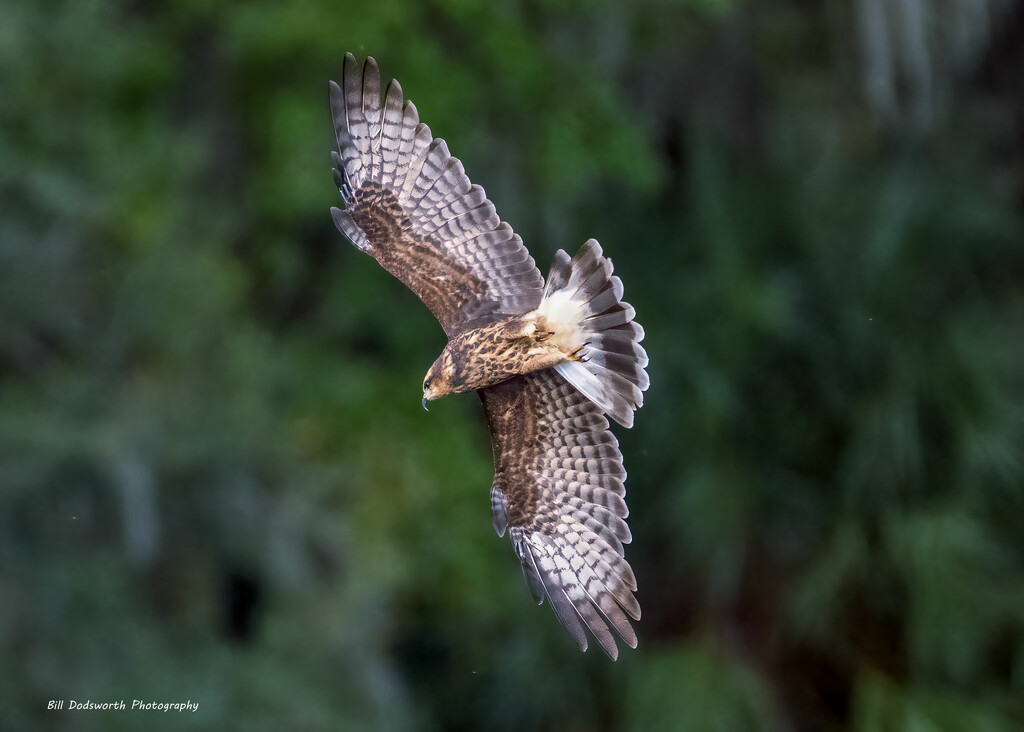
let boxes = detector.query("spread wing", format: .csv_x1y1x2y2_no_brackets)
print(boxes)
329,54,544,336
480,370,640,659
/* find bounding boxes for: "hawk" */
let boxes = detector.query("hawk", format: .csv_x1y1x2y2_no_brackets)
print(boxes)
329,55,649,659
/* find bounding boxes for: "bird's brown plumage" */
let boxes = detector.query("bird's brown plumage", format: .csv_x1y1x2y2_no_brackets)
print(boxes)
329,54,647,658
482,371,640,659
329,56,543,336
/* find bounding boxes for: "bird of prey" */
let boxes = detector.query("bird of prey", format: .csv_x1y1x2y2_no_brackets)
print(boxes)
329,55,649,659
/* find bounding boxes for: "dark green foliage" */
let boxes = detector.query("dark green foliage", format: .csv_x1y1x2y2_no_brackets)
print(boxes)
2,0,1023,729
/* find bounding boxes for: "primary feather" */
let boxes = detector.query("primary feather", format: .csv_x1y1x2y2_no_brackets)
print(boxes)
329,53,543,335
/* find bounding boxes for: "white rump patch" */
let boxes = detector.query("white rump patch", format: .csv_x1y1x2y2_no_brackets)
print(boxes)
538,289,585,353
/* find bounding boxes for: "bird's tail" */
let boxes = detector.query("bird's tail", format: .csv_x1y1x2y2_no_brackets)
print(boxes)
538,240,649,428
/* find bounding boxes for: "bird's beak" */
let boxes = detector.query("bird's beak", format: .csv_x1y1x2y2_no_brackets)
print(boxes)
422,397,429,412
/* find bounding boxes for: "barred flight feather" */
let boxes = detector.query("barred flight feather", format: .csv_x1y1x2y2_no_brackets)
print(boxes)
481,371,640,659
329,53,543,335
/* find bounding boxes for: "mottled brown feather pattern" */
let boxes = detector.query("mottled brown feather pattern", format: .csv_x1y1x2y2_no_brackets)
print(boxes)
481,371,639,659
481,376,542,528
330,54,543,337
347,183,494,333
429,316,572,395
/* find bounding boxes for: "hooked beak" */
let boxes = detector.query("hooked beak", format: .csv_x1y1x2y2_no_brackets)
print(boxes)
422,381,440,411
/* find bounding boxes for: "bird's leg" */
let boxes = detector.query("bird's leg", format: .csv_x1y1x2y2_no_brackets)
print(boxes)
568,344,587,361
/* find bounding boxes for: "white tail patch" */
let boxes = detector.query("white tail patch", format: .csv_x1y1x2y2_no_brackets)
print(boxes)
541,240,648,428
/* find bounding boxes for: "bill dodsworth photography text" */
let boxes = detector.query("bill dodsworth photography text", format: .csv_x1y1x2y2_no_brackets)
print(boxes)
48,699,199,712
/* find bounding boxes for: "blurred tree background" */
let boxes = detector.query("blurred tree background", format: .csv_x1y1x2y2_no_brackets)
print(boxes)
2,0,1023,729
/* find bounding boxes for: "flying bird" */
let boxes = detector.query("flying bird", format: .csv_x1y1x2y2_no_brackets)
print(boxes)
329,55,649,659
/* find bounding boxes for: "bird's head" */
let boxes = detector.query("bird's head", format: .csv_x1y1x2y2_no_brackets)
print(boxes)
422,349,458,410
